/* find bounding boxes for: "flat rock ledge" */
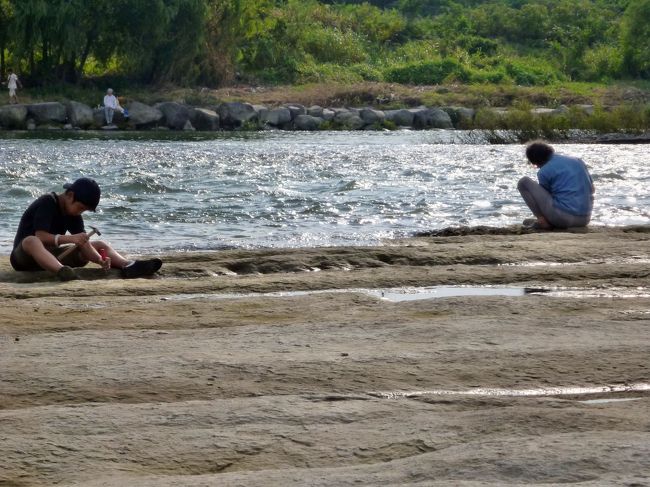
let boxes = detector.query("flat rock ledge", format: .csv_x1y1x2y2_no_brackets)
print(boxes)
1,226,649,486
0,100,616,133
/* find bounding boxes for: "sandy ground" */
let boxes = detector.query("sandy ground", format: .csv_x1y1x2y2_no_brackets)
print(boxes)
1,225,649,486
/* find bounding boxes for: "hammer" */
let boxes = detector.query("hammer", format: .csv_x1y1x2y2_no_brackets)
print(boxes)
58,226,101,260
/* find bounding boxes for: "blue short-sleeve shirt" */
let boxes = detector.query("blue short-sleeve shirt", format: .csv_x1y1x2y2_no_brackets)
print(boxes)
537,154,594,216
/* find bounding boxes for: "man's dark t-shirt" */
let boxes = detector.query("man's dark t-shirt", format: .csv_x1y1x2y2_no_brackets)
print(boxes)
12,192,85,250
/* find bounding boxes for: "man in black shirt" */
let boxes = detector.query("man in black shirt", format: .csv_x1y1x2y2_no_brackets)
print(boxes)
11,177,162,280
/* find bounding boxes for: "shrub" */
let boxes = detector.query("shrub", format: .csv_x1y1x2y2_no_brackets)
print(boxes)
301,27,368,64
505,60,561,86
385,58,469,84
582,44,624,81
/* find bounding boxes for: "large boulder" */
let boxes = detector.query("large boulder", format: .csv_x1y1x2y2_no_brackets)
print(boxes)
261,107,292,126
0,104,28,129
334,110,364,130
189,108,219,131
385,109,414,127
360,108,385,126
125,101,163,128
307,105,324,117
287,104,306,118
217,102,257,128
321,108,336,121
66,101,94,128
155,102,190,130
93,107,127,128
411,107,453,129
294,115,323,131
27,102,67,124
442,106,476,128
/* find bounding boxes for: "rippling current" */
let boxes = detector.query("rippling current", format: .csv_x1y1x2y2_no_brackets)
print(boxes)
0,131,648,253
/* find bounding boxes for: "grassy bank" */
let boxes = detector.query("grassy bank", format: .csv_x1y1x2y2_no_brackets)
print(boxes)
14,80,650,110
5,81,650,137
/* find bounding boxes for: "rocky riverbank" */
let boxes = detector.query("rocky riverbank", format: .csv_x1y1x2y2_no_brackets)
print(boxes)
1,225,649,485
1,98,643,139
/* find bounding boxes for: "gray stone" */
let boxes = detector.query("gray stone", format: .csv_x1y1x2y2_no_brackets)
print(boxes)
26,119,36,130
253,105,268,121
66,101,94,128
189,108,219,131
154,102,190,130
287,105,306,118
333,108,351,118
183,120,195,131
92,108,105,128
442,107,476,128
385,109,414,127
63,123,73,130
261,107,292,126
360,108,385,126
125,102,163,128
411,107,453,129
321,109,335,121
217,102,258,128
307,106,324,117
93,108,127,128
27,102,67,124
335,112,365,130
294,115,323,131
0,104,28,129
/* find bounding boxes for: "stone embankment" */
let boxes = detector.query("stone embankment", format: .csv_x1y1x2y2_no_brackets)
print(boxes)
0,99,598,132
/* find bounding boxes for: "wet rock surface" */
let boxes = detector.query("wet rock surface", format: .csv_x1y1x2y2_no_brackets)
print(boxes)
1,225,649,486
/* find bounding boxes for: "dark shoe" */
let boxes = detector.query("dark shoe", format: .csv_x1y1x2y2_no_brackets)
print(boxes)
57,265,78,281
522,218,537,227
122,258,163,279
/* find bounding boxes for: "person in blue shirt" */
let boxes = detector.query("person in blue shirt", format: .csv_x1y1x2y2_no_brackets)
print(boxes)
517,141,594,230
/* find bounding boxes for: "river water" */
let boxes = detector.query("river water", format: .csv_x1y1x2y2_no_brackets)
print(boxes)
0,130,647,254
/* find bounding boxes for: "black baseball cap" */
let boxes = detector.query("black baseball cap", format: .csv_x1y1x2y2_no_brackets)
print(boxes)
63,177,101,211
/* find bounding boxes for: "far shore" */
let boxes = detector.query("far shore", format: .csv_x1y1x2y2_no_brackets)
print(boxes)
1,80,649,140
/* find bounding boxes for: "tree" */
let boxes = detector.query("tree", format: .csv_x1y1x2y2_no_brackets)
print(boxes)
0,0,13,77
621,0,650,77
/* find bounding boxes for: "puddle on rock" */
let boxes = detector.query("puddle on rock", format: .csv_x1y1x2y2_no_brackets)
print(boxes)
580,397,645,405
372,382,650,399
365,286,542,302
153,285,649,304
155,286,546,303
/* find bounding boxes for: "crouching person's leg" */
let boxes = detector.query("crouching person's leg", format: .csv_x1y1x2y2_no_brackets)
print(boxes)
517,176,555,229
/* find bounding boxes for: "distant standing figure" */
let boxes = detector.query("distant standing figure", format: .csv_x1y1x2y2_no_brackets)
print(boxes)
103,88,118,125
518,141,594,230
6,68,22,104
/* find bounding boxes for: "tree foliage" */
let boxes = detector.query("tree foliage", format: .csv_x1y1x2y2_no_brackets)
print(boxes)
0,0,646,88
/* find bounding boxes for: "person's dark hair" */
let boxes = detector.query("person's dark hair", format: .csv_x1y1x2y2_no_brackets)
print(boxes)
63,177,101,211
525,141,554,167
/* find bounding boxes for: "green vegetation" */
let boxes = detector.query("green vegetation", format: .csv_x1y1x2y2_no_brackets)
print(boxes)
0,0,646,139
0,0,648,116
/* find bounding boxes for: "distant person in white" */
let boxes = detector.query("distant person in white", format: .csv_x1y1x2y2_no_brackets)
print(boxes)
6,68,22,104
103,88,118,125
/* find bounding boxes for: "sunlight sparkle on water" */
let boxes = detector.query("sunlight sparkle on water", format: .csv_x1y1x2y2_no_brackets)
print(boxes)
0,132,647,252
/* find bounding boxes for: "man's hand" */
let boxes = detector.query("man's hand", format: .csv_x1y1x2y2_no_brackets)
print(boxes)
99,256,111,271
69,232,90,247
